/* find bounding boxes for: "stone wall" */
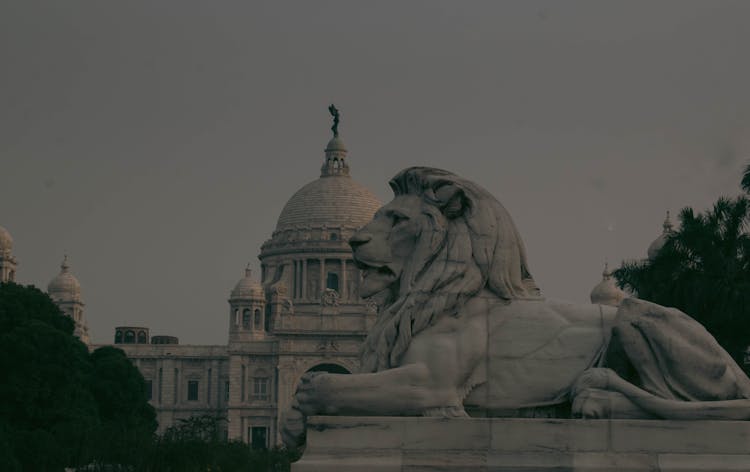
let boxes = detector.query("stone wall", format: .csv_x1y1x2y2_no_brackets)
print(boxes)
294,416,750,471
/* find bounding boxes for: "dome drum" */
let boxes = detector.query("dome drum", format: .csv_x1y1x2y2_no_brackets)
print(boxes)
260,226,363,257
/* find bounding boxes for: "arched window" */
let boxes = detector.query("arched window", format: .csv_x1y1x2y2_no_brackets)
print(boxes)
329,233,338,241
124,330,135,344
254,309,262,330
137,331,147,344
114,330,123,344
326,272,339,291
242,309,251,328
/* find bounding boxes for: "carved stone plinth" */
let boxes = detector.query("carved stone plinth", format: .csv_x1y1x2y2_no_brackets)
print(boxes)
292,416,750,471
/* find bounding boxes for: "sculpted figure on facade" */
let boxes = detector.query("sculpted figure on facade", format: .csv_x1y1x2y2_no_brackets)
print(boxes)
283,166,750,448
320,288,340,306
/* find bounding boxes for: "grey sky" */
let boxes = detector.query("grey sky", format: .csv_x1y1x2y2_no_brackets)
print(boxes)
1,1,747,345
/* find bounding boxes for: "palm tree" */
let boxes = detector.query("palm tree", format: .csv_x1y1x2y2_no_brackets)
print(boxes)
741,163,750,194
614,195,750,363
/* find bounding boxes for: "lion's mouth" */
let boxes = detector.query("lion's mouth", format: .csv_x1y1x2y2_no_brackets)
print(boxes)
352,256,395,278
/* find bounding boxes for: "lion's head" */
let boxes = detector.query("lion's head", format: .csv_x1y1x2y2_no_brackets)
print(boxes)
350,167,542,373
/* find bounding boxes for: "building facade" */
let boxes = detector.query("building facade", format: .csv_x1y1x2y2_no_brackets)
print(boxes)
97,130,381,447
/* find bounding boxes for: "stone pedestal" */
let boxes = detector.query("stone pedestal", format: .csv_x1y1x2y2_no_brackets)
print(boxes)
292,416,750,471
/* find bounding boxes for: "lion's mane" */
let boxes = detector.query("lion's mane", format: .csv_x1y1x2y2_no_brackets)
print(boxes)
360,167,542,373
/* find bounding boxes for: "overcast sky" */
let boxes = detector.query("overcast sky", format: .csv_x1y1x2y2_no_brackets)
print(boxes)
1,1,748,345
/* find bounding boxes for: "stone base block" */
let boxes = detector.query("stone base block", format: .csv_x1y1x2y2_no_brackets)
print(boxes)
292,416,750,471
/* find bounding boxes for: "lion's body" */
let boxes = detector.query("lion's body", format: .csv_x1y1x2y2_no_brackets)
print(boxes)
462,297,618,412
400,293,618,414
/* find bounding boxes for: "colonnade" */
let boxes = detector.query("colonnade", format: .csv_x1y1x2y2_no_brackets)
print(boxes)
291,257,352,301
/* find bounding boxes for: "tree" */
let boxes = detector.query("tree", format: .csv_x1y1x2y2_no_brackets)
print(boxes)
741,164,750,194
0,282,99,470
138,415,300,471
0,283,157,470
614,195,750,364
86,346,157,466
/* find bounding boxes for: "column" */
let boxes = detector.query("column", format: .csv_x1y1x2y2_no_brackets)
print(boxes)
296,260,302,299
341,258,347,301
319,258,325,297
290,261,295,299
302,259,307,300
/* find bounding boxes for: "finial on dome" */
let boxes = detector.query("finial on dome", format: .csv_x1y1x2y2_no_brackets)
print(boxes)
328,104,340,137
61,255,69,272
602,261,611,279
321,104,350,177
662,210,674,233
245,263,252,277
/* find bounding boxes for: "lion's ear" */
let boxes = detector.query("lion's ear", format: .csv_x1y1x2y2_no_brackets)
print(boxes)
434,183,468,219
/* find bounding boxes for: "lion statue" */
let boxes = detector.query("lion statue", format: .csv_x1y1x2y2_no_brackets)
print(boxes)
283,167,750,448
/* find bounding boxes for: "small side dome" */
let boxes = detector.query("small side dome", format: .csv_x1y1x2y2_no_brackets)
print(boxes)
48,256,82,302
230,265,264,300
647,211,674,261
0,226,12,252
590,262,627,307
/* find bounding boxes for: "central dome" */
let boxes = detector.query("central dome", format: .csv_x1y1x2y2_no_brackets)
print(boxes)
275,132,381,232
276,175,381,231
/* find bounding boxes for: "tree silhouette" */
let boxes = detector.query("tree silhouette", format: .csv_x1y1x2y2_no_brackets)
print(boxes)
615,193,750,364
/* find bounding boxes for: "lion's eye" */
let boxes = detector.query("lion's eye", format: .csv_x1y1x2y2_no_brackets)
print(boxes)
391,213,409,226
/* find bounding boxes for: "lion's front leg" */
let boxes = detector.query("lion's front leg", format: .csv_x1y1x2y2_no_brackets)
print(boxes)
294,363,464,417
294,371,341,416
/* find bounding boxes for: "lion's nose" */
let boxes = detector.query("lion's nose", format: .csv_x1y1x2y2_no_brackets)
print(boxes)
349,232,371,250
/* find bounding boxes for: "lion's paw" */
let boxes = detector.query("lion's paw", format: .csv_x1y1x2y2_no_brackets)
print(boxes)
571,388,612,419
571,368,615,398
295,372,338,416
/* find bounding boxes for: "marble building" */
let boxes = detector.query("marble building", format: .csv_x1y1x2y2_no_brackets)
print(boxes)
101,129,381,447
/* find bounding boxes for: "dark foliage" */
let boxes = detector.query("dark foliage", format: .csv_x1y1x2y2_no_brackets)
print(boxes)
0,283,98,470
614,195,750,363
0,283,298,471
0,283,156,471
132,415,299,472
86,347,157,466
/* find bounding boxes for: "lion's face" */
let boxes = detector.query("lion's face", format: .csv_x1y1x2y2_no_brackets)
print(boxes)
350,194,437,299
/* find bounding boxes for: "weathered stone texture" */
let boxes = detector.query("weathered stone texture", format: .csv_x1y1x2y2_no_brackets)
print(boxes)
294,417,750,471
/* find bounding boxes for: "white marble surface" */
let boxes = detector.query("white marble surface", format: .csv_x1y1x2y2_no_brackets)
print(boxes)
292,416,750,471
